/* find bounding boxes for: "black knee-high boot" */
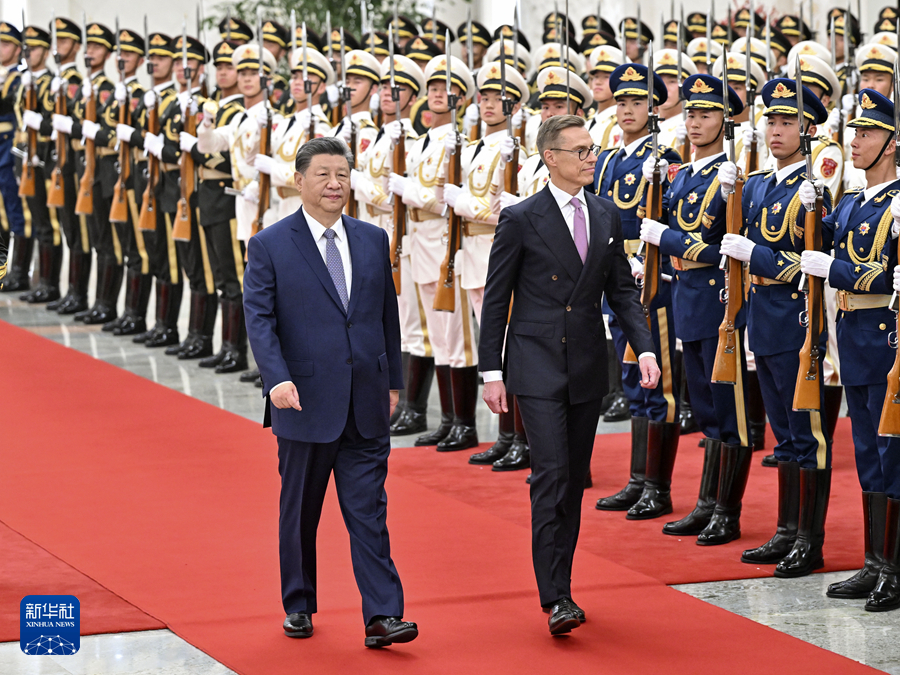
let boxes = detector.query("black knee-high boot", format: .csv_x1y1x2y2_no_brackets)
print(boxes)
415,364,453,446
596,416,649,510
663,438,721,535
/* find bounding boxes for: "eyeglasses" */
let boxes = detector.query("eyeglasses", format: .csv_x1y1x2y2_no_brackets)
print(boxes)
549,145,602,161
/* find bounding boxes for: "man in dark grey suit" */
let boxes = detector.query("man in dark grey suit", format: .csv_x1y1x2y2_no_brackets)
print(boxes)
479,115,660,636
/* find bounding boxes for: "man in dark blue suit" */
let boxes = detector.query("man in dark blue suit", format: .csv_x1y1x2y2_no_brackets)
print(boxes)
243,137,416,648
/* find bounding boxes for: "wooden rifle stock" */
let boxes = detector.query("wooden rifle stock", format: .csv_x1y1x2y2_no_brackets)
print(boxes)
346,122,358,219
746,139,759,175
47,89,68,208
711,177,745,383
434,131,463,312
138,101,159,231
504,142,519,196
680,138,691,166
18,85,37,198
74,89,96,215
792,197,824,411
389,133,406,295
251,109,271,239
173,106,197,241
879,299,900,436
109,87,132,223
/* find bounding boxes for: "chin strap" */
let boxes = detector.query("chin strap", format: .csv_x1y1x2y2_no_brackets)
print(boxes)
694,121,725,149
864,132,895,173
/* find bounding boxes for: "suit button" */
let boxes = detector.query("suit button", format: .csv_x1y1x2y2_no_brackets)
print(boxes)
347,358,353,364
881,323,887,330
552,275,558,281
561,337,566,343
594,302,598,308
566,305,571,311
347,322,352,328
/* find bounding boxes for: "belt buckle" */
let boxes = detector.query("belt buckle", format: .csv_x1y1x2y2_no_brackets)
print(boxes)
837,290,850,312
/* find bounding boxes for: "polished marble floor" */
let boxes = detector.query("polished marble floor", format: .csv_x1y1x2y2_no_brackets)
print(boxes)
1,288,896,674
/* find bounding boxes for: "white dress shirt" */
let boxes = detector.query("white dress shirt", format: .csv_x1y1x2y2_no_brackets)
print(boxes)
270,208,352,396
862,180,896,204
775,159,806,185
691,152,725,175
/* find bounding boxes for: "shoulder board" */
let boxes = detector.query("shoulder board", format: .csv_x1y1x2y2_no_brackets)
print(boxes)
359,118,377,129
814,135,839,147
747,169,773,177
159,89,177,103
523,106,538,114
842,189,862,196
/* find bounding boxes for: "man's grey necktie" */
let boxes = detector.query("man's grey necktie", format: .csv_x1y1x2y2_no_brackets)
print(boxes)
323,228,349,311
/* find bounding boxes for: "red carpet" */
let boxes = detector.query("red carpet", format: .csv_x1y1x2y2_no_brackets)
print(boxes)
0,320,880,674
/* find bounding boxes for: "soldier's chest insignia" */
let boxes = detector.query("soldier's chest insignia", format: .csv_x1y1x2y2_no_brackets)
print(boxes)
821,157,837,178
99,90,111,105
359,139,370,153
667,163,681,182
624,173,636,185
687,191,698,204
426,157,433,165
476,165,484,173
859,222,871,235
67,83,79,99
375,151,381,158
771,202,782,215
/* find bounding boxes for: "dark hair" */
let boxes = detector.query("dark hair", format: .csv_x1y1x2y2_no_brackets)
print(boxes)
536,114,587,159
295,136,354,174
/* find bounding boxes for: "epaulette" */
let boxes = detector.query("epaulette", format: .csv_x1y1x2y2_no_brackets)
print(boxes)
359,118,378,130
747,169,773,177
814,134,839,148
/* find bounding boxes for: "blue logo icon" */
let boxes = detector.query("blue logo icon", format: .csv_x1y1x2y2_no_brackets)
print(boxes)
20,595,80,655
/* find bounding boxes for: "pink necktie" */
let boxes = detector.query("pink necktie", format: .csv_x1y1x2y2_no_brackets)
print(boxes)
571,197,588,263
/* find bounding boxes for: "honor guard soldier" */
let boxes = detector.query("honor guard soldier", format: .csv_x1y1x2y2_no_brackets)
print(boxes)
663,19,691,51
586,46,624,149
640,73,753,545
329,50,380,178
731,8,765,40
387,15,418,51
353,54,433,436
362,31,393,65
18,25,62,304
218,17,253,47
687,37,724,75
718,78,834,577
524,44,583,154
441,60,529,467
404,36,443,135
801,89,900,612
323,29,361,124
457,20,491,73
255,46,332,220
828,9,861,85
261,20,290,111
67,22,117,325
421,18,454,54
278,25,323,117
621,18,653,64
387,53,480,451
180,40,249,374
97,27,149,336
0,22,26,290
593,62,683,520
115,31,175,340
652,49,698,153
776,15,812,46
686,13,710,40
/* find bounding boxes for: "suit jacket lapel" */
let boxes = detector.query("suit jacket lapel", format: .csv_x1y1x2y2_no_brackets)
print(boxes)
531,185,583,283
571,194,608,297
345,218,364,317
290,210,346,313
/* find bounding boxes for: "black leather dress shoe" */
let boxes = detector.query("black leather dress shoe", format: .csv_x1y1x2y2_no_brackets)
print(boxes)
492,438,529,471
762,453,777,467
364,616,418,648
547,598,581,635
603,394,631,422
543,599,585,623
283,613,313,638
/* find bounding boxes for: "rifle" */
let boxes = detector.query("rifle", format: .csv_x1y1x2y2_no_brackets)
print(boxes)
844,1,857,125
500,34,519,196
18,9,37,198
139,15,159,232
47,11,68,208
640,43,663,332
174,22,195,241
110,19,131,223
677,6,690,162
302,22,315,141
252,8,270,239
878,58,900,436
434,46,462,312
388,28,405,294
75,13,95,216
745,1,759,174
466,6,481,141
792,58,824,412
829,15,843,150
340,28,358,219
712,57,744,384
197,6,209,99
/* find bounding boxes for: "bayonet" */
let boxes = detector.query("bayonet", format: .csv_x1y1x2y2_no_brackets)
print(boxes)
256,7,265,94
226,6,232,42
765,8,772,78
830,15,836,71
144,15,153,78
723,53,734,166
82,12,91,72
706,0,713,71
466,6,474,72
637,4,643,59
513,2,520,72
326,10,333,68
796,55,814,198
677,5,685,115
51,9,59,66
182,18,190,92
648,40,658,165
565,0,570,102
116,17,123,80
302,21,310,96
291,10,296,75
389,24,397,102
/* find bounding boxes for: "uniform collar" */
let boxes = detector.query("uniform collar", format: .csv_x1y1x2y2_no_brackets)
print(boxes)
691,151,725,175
862,179,898,204
774,159,805,185
622,134,650,158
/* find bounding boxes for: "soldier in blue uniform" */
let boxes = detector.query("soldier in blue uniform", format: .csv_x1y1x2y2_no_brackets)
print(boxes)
640,73,753,545
593,62,685,521
718,78,833,577
803,89,900,611
0,22,25,288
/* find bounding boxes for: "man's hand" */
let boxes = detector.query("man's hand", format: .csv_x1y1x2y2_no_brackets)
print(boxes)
483,380,508,414
390,390,400,417
639,355,661,389
271,382,302,410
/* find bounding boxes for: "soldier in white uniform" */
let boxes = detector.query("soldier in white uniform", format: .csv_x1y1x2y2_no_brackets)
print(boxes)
652,49,698,158
330,49,381,164
687,37,724,75
524,44,583,156
442,61,528,467
586,46,624,149
712,53,769,176
387,54,479,451
352,54,434,437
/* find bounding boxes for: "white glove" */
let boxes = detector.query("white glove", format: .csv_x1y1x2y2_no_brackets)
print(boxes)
642,156,668,183
337,120,353,145
143,90,157,109
254,154,275,176
22,110,42,131
256,104,270,129
242,180,260,204
464,103,479,127
720,233,755,262
500,136,516,163
741,126,763,148
798,179,823,211
386,120,403,144
350,168,360,190
443,183,462,207
629,256,644,279
180,96,199,116
51,114,73,135
143,132,164,159
81,119,100,141
179,132,198,152
842,93,856,114
295,108,311,133
892,194,900,239
674,120,687,144
893,265,900,293
389,172,407,197
640,218,667,246
500,191,522,210
50,76,62,95
444,130,458,153
115,81,127,105
800,250,834,279
81,80,93,100
326,84,340,107
823,107,840,135
116,123,136,143
20,71,31,89
718,161,738,197
369,91,380,114
512,108,523,128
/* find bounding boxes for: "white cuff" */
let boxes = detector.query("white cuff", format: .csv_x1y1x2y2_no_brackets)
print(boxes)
481,370,504,382
268,380,292,395
637,352,657,361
